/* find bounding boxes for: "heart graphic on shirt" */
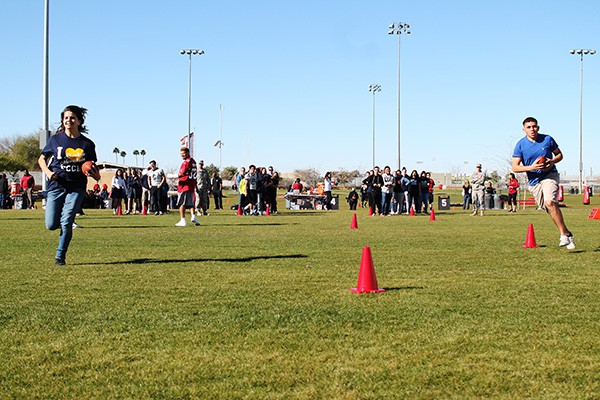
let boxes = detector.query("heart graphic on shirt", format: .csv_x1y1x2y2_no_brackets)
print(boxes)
65,147,84,161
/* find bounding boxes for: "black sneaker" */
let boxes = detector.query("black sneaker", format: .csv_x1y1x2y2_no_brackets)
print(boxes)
55,258,66,266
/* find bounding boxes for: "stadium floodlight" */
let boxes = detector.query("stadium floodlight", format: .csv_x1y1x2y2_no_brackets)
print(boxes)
368,84,382,167
180,49,205,158
388,21,411,170
570,48,595,192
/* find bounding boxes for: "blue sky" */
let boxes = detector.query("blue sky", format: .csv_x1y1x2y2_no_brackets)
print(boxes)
1,0,598,178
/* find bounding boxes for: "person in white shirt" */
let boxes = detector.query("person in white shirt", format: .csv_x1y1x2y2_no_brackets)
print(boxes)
323,171,334,210
381,166,394,216
110,168,127,214
147,160,165,215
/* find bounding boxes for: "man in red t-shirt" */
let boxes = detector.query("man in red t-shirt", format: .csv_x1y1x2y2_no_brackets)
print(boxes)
175,147,200,226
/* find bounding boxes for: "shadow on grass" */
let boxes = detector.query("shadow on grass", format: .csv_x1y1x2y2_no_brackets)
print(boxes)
77,225,166,229
382,286,425,291
216,222,300,227
0,217,40,221
80,254,309,266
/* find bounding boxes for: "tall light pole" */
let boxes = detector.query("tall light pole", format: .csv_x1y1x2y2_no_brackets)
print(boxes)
569,49,595,192
214,104,225,171
369,84,381,167
180,48,205,158
41,0,50,193
388,22,410,171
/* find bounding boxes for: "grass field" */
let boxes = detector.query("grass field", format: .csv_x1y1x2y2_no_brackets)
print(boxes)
1,190,598,399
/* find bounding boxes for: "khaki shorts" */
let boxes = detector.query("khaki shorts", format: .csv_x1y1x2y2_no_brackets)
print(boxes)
529,173,559,212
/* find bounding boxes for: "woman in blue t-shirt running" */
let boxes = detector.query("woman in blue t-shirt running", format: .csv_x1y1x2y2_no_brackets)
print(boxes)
38,105,98,266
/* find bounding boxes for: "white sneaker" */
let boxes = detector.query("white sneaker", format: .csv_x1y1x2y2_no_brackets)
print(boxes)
559,233,576,249
175,220,187,227
190,218,200,226
72,223,80,229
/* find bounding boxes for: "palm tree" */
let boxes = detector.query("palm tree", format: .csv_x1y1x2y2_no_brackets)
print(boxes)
133,149,140,166
140,149,146,166
120,151,126,165
113,147,120,163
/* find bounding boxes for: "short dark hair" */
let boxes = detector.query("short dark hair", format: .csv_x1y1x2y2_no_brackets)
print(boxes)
523,117,538,126
180,147,189,153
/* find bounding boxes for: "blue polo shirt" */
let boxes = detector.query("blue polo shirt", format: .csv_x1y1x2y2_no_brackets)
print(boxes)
512,133,558,186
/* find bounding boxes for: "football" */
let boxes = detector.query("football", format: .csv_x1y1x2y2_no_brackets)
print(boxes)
82,161,101,180
535,156,547,166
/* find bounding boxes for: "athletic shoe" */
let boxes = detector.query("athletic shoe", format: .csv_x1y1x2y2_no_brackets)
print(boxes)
55,258,66,266
566,235,576,250
560,233,576,249
72,223,80,229
175,220,187,227
191,217,200,226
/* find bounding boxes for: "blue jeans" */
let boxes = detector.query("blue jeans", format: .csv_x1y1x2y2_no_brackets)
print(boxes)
381,192,392,215
45,188,85,260
421,190,430,213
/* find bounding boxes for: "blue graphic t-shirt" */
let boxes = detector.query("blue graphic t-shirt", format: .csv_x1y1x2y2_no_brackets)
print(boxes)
41,132,97,191
512,133,558,186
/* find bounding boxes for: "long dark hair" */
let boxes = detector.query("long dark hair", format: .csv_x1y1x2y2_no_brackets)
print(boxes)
59,105,88,133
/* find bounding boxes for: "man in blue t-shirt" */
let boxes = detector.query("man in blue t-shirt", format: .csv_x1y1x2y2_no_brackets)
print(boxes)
512,117,575,249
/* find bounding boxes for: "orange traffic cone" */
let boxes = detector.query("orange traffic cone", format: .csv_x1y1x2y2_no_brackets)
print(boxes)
117,205,123,216
368,206,373,216
429,208,436,221
350,213,358,229
583,186,590,205
588,208,600,219
265,205,271,216
522,223,540,248
409,206,415,216
237,205,243,216
141,204,147,215
350,246,385,293
557,185,564,202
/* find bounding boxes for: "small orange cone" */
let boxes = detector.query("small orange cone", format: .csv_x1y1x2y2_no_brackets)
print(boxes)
588,208,600,219
237,205,243,216
350,246,385,293
141,204,147,215
429,208,436,221
368,206,373,216
117,205,123,216
583,186,590,205
265,205,270,216
409,206,415,216
350,213,358,229
522,223,540,248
